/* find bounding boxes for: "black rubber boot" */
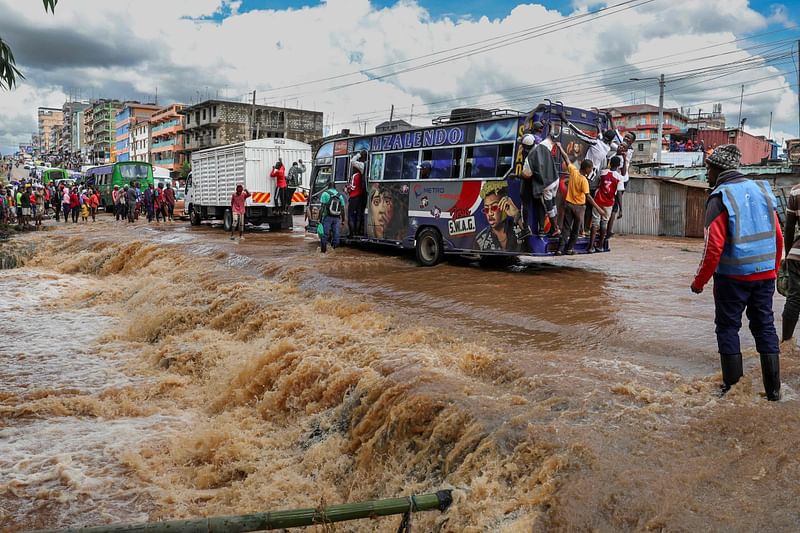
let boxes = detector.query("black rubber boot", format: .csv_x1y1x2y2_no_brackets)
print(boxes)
760,353,781,401
782,316,798,343
720,353,743,394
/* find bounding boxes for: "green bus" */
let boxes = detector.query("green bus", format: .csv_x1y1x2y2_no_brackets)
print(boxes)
42,168,70,186
85,161,154,210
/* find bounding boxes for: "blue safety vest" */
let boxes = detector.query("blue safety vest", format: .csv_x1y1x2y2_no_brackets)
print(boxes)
715,179,777,276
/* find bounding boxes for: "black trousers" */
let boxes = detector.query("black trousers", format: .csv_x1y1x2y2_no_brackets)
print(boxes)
559,202,585,252
348,195,364,236
714,274,779,356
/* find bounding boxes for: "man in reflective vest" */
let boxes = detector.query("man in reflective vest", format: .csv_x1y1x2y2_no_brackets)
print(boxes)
691,144,783,400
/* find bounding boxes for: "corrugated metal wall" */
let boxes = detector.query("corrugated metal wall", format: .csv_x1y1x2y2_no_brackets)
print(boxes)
616,178,660,236
685,188,707,237
616,178,706,238
659,182,687,237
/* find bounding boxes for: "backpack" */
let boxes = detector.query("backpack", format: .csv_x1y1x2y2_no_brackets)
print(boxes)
327,191,343,217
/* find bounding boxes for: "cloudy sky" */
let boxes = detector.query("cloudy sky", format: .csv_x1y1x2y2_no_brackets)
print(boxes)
0,0,798,156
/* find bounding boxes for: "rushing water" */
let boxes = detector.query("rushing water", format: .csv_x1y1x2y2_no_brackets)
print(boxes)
1,218,799,532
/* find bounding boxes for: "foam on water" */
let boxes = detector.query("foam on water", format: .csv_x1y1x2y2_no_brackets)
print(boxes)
2,221,800,532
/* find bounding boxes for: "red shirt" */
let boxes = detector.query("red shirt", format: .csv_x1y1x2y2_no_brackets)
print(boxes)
594,171,619,207
271,167,287,188
69,192,79,208
348,173,362,198
231,190,250,214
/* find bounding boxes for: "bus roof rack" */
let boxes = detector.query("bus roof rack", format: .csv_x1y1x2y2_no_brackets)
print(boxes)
432,108,524,125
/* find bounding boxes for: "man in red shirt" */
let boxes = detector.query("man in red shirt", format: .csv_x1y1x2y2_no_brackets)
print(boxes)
588,156,620,253
271,161,287,214
89,188,100,221
346,151,368,236
230,183,250,240
691,144,782,400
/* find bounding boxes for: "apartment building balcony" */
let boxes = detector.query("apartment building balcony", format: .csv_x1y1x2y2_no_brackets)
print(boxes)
153,157,175,166
152,119,180,133
151,139,177,150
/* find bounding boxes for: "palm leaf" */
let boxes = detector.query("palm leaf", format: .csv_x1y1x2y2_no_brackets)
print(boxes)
0,38,25,90
0,0,58,89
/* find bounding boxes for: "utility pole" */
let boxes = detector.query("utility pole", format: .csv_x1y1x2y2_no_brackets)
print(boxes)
250,90,256,140
737,84,744,128
797,40,800,137
389,105,394,124
768,111,773,140
656,73,665,165
410,104,414,124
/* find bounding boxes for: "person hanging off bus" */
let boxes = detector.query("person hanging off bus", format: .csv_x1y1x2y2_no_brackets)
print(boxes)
605,148,627,238
230,183,250,241
473,180,531,252
319,180,345,253
588,156,621,253
271,160,288,214
553,143,601,255
560,112,616,232
347,150,368,236
521,123,560,237
691,144,782,401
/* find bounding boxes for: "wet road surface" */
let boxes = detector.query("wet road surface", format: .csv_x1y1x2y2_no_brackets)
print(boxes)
1,215,799,532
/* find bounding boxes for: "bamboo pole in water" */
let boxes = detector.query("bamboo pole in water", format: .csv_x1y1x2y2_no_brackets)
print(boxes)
28,490,453,533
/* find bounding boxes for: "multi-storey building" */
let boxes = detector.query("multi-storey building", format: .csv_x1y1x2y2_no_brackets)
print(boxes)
90,99,124,163
686,104,726,131
38,107,64,155
606,104,689,163
82,106,94,161
149,104,185,172
129,118,151,163
113,102,161,162
178,99,323,158
62,101,90,157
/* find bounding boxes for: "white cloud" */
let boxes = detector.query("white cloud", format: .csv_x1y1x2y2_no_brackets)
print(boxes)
0,0,797,155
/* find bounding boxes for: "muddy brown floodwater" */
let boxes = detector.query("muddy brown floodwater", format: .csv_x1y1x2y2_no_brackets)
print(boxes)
1,217,799,532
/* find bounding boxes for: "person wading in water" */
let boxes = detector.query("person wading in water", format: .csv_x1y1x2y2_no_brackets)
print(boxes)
691,144,783,401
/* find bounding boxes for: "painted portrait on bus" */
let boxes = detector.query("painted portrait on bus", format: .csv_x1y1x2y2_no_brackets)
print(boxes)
473,180,531,252
559,124,597,171
366,183,409,241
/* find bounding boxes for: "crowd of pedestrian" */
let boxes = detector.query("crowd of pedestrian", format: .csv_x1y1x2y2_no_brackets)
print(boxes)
1,179,178,227
668,138,705,153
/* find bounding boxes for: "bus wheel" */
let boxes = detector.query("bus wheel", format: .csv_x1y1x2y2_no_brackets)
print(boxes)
190,208,201,226
416,227,443,267
223,209,233,232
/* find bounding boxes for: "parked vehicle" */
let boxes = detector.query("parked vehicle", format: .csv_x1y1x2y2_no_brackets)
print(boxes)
186,138,312,231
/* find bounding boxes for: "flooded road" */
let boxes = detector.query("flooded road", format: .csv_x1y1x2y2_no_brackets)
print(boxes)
2,216,799,531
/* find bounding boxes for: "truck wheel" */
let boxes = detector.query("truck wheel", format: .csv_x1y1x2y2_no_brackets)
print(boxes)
190,207,201,226
268,221,283,231
223,209,233,232
416,227,443,267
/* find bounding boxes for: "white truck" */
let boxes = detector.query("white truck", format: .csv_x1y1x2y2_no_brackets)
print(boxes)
186,138,312,231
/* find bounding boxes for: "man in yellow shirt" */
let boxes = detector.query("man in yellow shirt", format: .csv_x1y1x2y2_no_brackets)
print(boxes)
555,142,602,255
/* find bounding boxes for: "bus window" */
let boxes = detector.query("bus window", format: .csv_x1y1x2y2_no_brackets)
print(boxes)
465,143,514,178
384,150,419,181
370,154,384,180
497,143,514,176
313,167,332,194
334,156,349,182
421,147,462,179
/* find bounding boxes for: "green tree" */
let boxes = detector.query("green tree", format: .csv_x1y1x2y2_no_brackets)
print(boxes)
179,161,191,179
0,0,58,90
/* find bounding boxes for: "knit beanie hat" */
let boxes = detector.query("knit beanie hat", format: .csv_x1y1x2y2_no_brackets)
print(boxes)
706,144,741,170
